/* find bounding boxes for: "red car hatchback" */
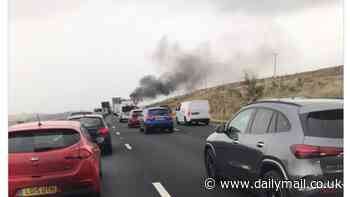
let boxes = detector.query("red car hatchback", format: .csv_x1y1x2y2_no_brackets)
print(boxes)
8,121,102,197
127,109,143,128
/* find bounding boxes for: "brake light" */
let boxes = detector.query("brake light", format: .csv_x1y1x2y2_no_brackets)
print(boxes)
290,144,343,159
99,127,109,136
65,148,92,160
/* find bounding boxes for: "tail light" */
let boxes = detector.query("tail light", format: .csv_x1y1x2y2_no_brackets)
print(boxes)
65,148,92,160
290,144,343,159
99,127,109,136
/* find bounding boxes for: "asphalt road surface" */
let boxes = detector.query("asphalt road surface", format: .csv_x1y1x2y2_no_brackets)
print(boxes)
101,115,254,197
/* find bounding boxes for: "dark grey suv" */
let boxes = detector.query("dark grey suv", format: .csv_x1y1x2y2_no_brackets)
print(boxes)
204,98,343,197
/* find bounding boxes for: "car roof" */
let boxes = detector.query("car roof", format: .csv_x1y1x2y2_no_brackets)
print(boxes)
9,121,81,133
251,98,343,113
131,109,142,112
68,114,104,119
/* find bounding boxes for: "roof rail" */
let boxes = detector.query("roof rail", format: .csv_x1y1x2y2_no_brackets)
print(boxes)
249,99,302,107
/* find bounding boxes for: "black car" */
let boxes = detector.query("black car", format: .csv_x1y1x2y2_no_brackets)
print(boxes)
205,98,343,197
69,114,113,154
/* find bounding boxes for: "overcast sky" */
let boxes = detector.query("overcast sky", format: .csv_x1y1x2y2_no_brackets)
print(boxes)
9,0,343,114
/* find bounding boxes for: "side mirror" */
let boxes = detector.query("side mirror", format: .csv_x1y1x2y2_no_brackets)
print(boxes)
215,123,226,133
228,126,240,134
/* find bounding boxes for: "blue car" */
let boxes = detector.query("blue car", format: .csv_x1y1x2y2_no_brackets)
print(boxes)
140,107,174,134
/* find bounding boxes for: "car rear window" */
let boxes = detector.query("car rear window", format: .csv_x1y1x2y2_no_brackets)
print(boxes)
71,117,104,129
149,109,169,116
9,129,80,153
132,111,143,116
301,109,343,139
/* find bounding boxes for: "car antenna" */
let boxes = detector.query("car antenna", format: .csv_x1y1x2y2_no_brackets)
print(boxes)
37,114,42,127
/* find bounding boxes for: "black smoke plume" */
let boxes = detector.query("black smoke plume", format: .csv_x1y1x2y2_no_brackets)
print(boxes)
130,37,214,100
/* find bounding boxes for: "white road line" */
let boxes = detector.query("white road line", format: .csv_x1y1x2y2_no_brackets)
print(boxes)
174,128,180,132
152,182,172,197
112,126,116,129
125,143,132,150
115,132,120,135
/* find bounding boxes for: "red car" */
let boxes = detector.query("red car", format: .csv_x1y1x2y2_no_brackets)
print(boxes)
9,121,102,197
127,109,143,128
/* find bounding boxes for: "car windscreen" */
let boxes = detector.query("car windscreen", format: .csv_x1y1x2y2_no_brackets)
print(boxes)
9,129,80,153
301,109,343,139
71,117,104,129
149,109,169,116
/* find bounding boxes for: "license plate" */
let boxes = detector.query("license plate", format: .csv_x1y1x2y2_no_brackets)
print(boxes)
19,186,58,196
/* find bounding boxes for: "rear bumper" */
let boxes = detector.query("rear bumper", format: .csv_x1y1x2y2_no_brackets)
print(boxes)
188,118,210,122
128,120,140,127
9,160,100,197
9,178,99,197
144,122,173,129
57,187,97,197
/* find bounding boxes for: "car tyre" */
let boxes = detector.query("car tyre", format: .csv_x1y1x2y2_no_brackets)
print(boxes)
176,117,180,125
168,127,174,133
184,117,190,126
104,143,113,155
99,160,103,178
205,149,220,180
91,192,101,197
262,170,289,197
144,126,150,134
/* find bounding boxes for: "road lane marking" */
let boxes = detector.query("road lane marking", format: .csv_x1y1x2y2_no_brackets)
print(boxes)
152,182,171,197
115,132,120,135
174,128,180,132
125,143,132,150
112,126,116,129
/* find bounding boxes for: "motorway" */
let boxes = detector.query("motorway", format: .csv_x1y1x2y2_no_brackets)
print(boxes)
101,115,254,197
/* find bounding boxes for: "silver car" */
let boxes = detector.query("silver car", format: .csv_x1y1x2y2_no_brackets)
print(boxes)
205,98,343,197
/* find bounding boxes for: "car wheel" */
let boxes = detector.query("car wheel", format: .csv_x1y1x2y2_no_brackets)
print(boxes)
99,162,103,178
168,127,174,133
262,170,289,197
205,149,220,180
176,117,180,125
144,126,150,134
105,143,113,155
184,117,190,126
204,120,210,125
91,191,101,197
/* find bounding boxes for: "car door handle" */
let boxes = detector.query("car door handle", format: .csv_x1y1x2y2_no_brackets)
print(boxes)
256,141,264,148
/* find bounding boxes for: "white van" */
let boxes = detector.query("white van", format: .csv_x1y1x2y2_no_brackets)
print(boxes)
175,100,210,125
